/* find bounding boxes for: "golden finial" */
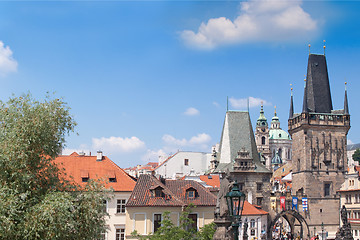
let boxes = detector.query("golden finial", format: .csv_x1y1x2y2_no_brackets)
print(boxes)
274,105,277,115
345,81,347,91
323,40,326,55
308,44,311,55
290,83,293,95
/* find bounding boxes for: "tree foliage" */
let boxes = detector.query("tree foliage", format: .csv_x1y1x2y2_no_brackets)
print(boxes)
131,205,216,240
352,149,360,163
0,94,110,240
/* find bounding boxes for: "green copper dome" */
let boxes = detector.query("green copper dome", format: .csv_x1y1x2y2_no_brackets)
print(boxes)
269,129,291,140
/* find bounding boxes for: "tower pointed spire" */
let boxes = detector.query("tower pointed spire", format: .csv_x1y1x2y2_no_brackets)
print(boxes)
344,82,349,115
289,84,294,119
302,78,308,113
304,54,333,113
256,102,268,127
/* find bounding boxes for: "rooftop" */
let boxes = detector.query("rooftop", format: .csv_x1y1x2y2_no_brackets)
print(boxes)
54,152,136,192
126,174,217,207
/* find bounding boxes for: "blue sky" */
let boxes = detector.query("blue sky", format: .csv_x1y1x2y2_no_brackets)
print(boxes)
1,1,360,168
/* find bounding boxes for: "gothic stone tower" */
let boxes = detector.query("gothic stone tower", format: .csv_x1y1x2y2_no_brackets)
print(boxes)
288,54,350,237
215,111,272,212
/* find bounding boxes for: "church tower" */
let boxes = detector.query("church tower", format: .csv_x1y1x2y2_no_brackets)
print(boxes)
288,53,350,237
255,104,271,169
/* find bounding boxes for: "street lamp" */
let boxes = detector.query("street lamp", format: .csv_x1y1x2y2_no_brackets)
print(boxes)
225,181,246,240
321,222,325,240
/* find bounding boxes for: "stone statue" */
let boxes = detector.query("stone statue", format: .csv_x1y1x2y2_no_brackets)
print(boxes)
335,205,353,240
215,169,233,220
213,169,235,240
243,219,249,240
341,205,348,225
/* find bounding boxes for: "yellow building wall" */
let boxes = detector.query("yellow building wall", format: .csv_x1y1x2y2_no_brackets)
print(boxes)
125,206,214,239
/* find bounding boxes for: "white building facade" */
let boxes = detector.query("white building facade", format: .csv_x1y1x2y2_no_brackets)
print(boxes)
154,151,211,179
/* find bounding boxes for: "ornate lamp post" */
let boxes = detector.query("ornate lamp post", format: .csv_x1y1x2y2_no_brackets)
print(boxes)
321,222,325,240
225,181,246,240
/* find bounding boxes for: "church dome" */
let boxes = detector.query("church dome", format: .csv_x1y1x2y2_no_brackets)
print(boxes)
269,129,291,140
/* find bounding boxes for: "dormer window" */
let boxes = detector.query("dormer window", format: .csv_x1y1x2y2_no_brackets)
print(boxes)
80,170,89,182
155,188,162,197
107,171,116,182
109,177,117,182
186,187,197,199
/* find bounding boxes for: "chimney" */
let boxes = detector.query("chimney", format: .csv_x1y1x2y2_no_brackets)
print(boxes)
97,151,103,161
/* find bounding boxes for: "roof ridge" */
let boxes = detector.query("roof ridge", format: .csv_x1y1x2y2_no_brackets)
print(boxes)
154,151,179,170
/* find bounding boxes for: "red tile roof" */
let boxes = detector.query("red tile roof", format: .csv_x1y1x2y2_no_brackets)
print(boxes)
199,175,220,188
126,174,217,207
242,201,269,216
54,152,136,192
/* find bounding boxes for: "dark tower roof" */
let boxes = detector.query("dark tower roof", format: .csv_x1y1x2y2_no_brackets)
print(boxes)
289,90,294,119
302,54,333,113
302,81,308,113
344,83,349,115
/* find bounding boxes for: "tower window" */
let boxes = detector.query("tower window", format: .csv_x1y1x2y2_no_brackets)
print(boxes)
262,136,266,145
324,183,331,196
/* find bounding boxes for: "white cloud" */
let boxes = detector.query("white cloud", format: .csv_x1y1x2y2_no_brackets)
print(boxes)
92,136,146,153
0,41,17,76
162,133,212,151
229,97,270,109
141,149,168,163
180,0,317,49
184,107,200,116
213,101,220,108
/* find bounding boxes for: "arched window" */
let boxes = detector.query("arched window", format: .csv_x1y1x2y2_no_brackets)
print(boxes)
250,219,256,228
261,136,266,145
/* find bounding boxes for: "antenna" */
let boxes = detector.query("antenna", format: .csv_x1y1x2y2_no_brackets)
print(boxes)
247,97,249,112
227,96,229,111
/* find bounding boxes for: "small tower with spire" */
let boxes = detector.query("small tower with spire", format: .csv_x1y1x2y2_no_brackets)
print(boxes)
255,103,272,169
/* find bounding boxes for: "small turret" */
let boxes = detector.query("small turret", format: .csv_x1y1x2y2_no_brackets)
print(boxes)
289,86,294,119
344,82,349,115
256,103,268,127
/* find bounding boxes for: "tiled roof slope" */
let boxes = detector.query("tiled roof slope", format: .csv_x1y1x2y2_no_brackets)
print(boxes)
199,175,220,188
242,201,268,216
126,174,217,207
216,111,270,173
54,152,136,192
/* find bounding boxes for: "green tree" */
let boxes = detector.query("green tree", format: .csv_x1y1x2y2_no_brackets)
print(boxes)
0,93,110,240
353,149,360,163
131,205,216,240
